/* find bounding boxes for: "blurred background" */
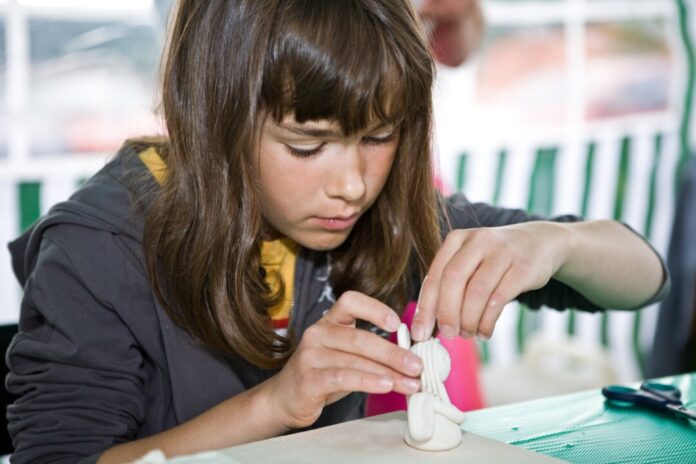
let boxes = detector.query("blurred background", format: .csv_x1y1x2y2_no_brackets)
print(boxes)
0,0,694,411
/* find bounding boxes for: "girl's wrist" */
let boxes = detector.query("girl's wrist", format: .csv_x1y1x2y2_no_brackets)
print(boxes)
226,376,294,443
255,374,298,434
552,221,585,285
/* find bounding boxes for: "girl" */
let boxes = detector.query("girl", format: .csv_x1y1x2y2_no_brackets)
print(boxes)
6,1,667,463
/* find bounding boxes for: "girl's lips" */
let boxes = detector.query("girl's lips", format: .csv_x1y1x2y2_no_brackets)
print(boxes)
313,214,359,231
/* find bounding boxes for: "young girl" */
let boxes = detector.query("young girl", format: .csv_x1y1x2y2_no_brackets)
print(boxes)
6,1,667,463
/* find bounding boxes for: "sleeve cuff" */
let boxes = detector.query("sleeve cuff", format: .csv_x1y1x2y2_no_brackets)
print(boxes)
619,222,671,309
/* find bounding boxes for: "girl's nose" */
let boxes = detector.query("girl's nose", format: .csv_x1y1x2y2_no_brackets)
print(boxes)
324,145,366,202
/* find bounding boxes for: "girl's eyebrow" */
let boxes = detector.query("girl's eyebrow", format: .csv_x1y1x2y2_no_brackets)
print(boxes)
278,124,341,138
277,122,393,138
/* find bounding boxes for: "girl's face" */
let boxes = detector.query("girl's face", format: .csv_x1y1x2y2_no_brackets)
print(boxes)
256,115,399,250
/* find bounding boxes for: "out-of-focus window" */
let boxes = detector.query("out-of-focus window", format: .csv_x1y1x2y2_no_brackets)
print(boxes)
473,16,673,128
438,1,677,150
585,20,672,119
0,16,7,160
477,24,568,127
434,0,680,198
28,19,162,157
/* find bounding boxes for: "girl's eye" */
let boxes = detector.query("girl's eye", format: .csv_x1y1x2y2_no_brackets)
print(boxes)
363,131,397,145
285,143,325,158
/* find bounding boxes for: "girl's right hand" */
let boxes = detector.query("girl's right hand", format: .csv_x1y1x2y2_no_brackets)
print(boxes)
265,291,423,430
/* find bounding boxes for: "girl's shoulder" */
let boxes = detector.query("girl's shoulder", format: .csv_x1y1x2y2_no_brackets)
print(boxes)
10,142,158,291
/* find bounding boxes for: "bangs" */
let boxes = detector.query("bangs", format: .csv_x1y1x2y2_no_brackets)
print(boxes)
261,0,433,134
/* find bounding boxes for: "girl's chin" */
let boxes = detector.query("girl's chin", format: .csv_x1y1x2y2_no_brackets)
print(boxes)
293,230,352,252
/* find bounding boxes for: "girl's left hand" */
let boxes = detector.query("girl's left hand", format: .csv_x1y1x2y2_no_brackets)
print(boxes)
410,222,571,341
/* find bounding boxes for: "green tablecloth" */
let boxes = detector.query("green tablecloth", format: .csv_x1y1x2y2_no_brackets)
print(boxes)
462,373,696,463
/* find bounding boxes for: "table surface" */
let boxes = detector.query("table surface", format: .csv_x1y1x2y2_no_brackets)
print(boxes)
169,373,696,463
216,412,563,464
461,372,696,463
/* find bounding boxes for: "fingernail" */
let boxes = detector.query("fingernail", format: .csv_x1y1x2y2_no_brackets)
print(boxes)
415,276,429,312
402,378,420,393
378,376,394,389
411,325,427,342
406,354,423,375
476,332,490,341
439,325,457,339
386,314,400,332
460,330,474,338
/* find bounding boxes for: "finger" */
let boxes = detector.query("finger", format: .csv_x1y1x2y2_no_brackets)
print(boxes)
306,347,396,378
434,243,485,339
318,324,423,378
309,349,421,396
410,275,437,342
476,266,525,339
324,291,401,333
319,368,395,400
459,254,511,338
411,230,468,342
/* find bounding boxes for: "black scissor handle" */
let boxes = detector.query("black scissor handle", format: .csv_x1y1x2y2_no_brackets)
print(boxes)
602,385,671,411
640,382,682,404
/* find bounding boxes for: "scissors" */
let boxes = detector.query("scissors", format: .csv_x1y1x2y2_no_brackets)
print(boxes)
602,382,696,421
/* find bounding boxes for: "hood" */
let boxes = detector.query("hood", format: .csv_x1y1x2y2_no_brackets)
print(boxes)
8,144,154,286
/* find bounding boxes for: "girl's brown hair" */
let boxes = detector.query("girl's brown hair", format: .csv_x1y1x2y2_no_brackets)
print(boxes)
142,0,442,368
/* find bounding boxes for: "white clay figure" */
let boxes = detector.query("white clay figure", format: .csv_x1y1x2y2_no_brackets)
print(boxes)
397,323,466,451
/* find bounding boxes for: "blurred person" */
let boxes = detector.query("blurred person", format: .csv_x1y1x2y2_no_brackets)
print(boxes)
419,0,484,67
5,1,667,463
647,155,696,377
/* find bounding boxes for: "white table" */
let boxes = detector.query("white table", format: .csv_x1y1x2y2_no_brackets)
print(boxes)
167,412,563,463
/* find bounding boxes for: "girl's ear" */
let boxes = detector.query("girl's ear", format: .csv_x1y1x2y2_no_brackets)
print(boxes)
397,322,411,349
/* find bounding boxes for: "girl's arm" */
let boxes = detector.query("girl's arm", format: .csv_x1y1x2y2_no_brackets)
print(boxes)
410,219,666,342
98,382,285,463
9,231,423,463
551,219,665,310
101,291,424,463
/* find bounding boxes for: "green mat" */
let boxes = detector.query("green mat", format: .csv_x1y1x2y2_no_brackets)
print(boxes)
462,373,696,463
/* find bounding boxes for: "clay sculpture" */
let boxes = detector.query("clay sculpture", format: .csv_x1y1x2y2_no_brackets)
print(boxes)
397,323,467,451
